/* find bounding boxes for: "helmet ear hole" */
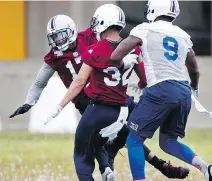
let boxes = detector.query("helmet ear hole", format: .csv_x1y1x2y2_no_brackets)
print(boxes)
152,9,154,13
100,20,104,25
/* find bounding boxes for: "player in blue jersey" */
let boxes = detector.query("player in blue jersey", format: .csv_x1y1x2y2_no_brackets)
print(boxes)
111,0,212,180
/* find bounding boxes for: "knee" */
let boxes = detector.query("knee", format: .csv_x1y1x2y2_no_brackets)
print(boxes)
126,132,144,148
159,132,177,153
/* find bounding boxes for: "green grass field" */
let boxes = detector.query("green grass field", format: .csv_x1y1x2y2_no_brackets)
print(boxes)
0,129,211,181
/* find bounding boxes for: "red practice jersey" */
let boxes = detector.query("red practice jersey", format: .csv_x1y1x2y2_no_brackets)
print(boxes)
44,28,97,102
81,39,143,105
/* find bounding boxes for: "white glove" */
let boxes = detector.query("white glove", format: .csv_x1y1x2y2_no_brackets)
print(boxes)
122,54,138,69
191,95,212,118
99,119,127,141
128,81,141,94
192,88,199,97
190,83,199,97
44,104,63,125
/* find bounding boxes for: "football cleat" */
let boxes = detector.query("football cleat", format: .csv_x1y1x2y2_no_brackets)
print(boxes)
205,165,212,181
102,167,115,181
159,160,190,179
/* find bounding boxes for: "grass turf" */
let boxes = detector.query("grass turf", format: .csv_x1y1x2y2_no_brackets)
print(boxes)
0,129,211,181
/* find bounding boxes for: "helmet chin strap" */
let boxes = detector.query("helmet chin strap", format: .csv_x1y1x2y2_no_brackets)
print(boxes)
96,33,101,41
67,40,77,51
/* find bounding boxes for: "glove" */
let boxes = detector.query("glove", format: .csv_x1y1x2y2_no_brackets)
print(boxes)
128,81,142,94
190,83,199,97
44,104,63,125
9,104,32,118
191,95,212,118
122,54,138,69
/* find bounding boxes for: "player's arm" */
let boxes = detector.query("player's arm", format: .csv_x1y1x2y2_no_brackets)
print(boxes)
185,48,200,91
111,24,148,67
9,63,55,118
25,63,55,105
133,55,147,89
44,47,94,125
110,35,142,68
59,63,93,108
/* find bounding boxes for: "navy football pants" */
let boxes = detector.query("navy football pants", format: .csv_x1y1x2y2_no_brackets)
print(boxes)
74,103,127,180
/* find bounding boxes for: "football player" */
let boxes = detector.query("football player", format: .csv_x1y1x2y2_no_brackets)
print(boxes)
110,0,212,180
10,11,189,180
44,4,189,181
10,14,115,179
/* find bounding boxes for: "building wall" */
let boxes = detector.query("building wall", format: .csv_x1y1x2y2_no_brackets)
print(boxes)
0,1,210,60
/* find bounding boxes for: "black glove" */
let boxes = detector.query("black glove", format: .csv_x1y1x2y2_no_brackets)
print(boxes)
9,104,32,118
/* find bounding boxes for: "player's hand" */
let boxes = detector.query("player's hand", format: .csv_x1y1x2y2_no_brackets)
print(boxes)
190,83,199,97
9,104,32,118
129,82,142,94
44,104,63,125
123,54,138,69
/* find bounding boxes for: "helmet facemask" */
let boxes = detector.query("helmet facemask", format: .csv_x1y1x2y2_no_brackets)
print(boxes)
90,16,102,41
47,28,75,51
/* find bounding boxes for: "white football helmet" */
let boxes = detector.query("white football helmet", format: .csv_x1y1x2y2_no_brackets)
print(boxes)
145,0,180,23
47,14,78,51
90,4,126,40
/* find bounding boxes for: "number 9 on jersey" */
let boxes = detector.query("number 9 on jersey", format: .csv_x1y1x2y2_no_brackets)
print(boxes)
163,36,179,61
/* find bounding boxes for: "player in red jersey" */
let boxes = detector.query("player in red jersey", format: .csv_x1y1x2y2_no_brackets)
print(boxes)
9,14,114,179
10,12,189,179
44,4,189,181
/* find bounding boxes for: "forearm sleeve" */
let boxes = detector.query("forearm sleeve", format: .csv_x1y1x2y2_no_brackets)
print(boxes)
25,63,55,105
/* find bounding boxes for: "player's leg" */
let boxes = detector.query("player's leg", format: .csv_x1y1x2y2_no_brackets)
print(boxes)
106,122,188,177
74,95,112,177
108,95,189,179
104,95,135,170
93,103,129,181
127,95,190,178
104,124,128,170
159,96,212,180
142,143,189,179
127,131,146,180
95,146,110,174
74,148,95,181
126,94,169,180
74,104,113,180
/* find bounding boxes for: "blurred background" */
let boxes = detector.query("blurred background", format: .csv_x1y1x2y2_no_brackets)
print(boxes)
0,1,212,181
0,1,212,130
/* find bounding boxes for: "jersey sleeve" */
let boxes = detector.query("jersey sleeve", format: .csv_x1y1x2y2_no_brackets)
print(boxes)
81,46,103,68
134,46,141,55
177,27,193,51
130,23,149,40
25,63,55,105
81,48,93,66
185,36,193,50
182,30,193,50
